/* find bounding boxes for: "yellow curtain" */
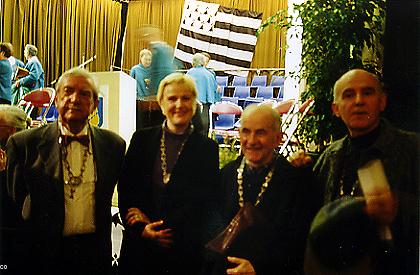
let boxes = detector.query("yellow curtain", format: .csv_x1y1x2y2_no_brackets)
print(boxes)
1,0,122,86
123,0,287,72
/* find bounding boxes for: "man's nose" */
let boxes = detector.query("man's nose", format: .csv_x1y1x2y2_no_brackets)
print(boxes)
355,92,364,105
69,92,80,102
175,99,182,107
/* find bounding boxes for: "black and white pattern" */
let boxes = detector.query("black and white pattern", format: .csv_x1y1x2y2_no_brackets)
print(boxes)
174,0,262,75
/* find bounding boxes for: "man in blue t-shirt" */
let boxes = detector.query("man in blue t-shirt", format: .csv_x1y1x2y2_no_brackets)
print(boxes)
0,43,13,104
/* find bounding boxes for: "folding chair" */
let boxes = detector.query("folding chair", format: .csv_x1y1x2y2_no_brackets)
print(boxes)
17,87,56,127
250,75,267,87
216,76,229,96
270,75,285,87
256,86,274,100
209,101,243,141
233,86,251,108
278,98,315,156
231,76,247,86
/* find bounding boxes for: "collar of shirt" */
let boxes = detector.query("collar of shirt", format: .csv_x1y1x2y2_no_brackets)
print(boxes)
59,121,89,136
58,122,92,151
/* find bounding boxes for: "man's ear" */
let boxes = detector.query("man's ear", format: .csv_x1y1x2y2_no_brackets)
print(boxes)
332,102,340,118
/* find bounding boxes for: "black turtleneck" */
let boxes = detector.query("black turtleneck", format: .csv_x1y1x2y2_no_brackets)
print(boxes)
335,124,381,198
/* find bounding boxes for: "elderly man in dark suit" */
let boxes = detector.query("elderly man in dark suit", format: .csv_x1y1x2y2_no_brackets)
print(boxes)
6,67,126,274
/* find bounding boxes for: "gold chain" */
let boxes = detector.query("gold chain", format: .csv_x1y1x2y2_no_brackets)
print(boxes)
160,121,193,184
61,141,90,199
236,156,276,207
339,177,359,197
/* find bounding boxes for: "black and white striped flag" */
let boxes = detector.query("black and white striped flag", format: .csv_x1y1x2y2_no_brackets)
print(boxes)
174,0,262,75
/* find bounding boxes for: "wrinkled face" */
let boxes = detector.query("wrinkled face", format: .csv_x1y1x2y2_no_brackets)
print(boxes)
141,54,152,68
332,71,387,137
160,83,195,133
239,111,282,168
55,76,98,128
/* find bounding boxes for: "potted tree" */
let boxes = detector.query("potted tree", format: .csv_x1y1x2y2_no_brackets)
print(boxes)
258,0,386,151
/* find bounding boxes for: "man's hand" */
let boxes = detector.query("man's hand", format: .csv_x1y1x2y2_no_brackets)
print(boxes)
125,207,151,225
289,149,313,167
226,256,256,275
141,220,174,248
365,191,398,226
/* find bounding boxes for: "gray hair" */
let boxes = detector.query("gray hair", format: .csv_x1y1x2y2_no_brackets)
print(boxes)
191,53,205,67
0,104,31,130
25,44,38,57
56,67,99,100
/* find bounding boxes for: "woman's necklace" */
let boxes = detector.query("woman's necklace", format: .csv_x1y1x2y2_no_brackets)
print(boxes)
61,143,90,199
236,155,277,207
160,121,194,184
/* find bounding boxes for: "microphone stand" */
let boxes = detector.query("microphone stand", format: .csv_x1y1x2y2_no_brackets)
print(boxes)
48,54,97,86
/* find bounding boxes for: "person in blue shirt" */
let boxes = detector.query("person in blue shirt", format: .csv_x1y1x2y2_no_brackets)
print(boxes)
5,43,25,83
0,43,13,104
186,53,218,136
12,44,44,105
130,49,152,100
201,52,222,102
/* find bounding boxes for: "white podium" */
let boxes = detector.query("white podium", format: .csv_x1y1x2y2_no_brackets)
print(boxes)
90,71,136,145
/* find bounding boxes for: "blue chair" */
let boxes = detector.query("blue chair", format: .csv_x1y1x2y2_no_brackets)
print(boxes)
233,86,251,99
250,75,267,87
216,76,229,96
216,76,229,87
256,86,274,99
209,101,243,140
232,76,247,86
214,114,236,130
270,75,285,86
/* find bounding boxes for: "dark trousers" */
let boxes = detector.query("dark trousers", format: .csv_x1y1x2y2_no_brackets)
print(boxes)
200,103,211,137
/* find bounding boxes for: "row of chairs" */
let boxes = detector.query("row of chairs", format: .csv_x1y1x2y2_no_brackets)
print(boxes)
209,98,314,157
216,75,285,88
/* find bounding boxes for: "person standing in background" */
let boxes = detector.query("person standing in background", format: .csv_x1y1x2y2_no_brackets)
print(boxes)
12,44,44,105
6,43,25,83
0,43,13,104
186,53,218,136
130,49,152,100
201,52,222,102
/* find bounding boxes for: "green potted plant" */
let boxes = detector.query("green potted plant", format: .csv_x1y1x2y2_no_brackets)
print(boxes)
258,0,386,151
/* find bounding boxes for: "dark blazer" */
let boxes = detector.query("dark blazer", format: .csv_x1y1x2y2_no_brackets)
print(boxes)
6,122,125,274
118,125,220,275
217,155,319,275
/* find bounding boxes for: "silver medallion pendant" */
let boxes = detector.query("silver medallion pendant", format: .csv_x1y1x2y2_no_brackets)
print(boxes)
67,176,82,186
163,173,171,184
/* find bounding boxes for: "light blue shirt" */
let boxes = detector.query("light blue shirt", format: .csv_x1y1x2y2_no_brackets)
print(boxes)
186,66,218,104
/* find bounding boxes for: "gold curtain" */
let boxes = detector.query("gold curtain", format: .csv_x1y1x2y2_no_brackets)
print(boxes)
123,0,287,72
1,0,122,86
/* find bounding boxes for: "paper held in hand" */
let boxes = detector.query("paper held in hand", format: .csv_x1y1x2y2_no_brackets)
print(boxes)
357,159,392,240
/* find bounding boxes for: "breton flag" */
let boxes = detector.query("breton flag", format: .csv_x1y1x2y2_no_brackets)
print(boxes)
174,0,262,75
